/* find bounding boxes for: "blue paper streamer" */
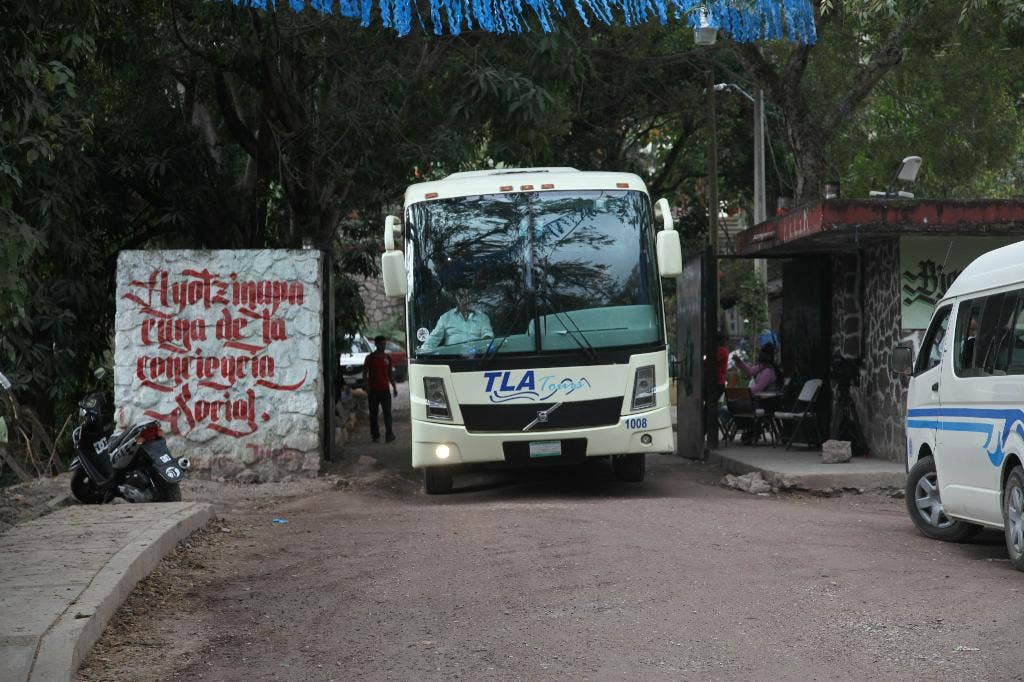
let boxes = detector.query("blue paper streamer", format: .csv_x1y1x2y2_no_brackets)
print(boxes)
226,0,817,43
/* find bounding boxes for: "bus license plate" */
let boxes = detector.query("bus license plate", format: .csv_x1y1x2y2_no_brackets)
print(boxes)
528,441,562,458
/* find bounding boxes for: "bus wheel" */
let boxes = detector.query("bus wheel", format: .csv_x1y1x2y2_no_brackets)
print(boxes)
424,466,453,495
1002,465,1024,571
905,456,980,542
612,453,645,483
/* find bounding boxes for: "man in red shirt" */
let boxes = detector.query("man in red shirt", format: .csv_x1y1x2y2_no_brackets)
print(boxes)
363,335,398,442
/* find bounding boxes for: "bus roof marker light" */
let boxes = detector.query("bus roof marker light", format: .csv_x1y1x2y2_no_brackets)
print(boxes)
500,185,513,191
541,183,555,189
521,184,534,190
425,192,439,199
616,182,629,188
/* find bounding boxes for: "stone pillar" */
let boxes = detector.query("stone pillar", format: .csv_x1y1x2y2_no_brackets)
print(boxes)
850,240,905,461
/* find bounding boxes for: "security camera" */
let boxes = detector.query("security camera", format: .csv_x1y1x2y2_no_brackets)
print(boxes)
869,156,922,199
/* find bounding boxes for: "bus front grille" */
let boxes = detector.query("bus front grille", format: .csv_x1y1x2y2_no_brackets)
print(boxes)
459,397,623,433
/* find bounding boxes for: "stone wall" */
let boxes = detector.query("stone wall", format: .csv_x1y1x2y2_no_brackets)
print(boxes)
830,253,862,359
113,250,324,482
360,275,405,335
829,240,915,461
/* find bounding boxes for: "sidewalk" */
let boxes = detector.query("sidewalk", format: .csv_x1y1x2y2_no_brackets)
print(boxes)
671,406,906,492
711,445,906,492
0,502,212,682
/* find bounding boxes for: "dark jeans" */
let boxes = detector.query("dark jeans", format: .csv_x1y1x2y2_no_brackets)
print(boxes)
367,389,394,439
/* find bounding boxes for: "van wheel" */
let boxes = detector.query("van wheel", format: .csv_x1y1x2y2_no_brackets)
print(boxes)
612,453,645,483
905,456,981,542
1002,465,1024,571
424,467,453,495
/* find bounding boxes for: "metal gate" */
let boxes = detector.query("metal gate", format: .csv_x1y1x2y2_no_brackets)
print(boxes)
675,250,715,459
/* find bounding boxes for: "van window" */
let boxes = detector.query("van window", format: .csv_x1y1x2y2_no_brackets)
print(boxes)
915,305,950,374
976,293,1015,375
954,291,1023,377
955,299,985,376
980,293,1020,374
1007,296,1024,374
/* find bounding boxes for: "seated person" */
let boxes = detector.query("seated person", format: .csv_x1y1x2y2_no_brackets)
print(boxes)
733,343,782,395
420,289,494,352
731,343,783,444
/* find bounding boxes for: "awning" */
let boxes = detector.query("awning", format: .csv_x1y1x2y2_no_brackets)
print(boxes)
733,200,1024,257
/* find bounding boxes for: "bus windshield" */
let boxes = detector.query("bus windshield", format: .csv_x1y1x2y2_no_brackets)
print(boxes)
406,189,663,360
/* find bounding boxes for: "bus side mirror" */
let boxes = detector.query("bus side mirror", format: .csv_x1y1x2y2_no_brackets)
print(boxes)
381,216,407,298
891,345,913,375
655,198,682,278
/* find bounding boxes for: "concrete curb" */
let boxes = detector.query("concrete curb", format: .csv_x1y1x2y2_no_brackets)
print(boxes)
27,502,213,682
709,448,906,492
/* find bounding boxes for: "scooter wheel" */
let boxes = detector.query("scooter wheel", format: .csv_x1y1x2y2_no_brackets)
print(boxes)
71,469,107,504
152,477,182,502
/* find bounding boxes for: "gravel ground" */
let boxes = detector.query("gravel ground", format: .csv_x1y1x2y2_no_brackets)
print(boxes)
65,383,1024,680
0,473,72,533
76,448,1024,681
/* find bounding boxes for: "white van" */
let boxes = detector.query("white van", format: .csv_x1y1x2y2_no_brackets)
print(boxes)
895,240,1024,570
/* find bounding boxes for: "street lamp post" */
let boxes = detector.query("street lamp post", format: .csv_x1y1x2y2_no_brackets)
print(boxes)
714,82,767,287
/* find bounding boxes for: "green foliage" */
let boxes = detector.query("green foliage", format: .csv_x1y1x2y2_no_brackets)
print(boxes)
0,1,97,318
2,0,1023,466
734,0,1024,201
830,3,1024,198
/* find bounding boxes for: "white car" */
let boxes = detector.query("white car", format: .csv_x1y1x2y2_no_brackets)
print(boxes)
895,239,1024,571
339,335,373,388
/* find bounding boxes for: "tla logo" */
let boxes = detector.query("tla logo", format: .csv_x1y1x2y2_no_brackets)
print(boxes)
483,370,590,403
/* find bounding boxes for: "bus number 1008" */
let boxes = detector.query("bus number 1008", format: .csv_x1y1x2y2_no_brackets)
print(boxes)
626,417,648,430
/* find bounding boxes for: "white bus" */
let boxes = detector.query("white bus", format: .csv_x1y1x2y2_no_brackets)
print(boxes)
896,239,1024,570
379,167,683,494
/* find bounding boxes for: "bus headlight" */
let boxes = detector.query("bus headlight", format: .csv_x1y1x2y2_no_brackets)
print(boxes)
632,365,656,410
423,377,452,420
435,444,451,460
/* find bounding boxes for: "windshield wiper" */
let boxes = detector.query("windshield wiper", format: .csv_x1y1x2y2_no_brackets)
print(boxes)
534,290,600,363
480,293,527,362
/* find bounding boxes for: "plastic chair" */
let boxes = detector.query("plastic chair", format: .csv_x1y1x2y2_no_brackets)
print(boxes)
774,379,824,450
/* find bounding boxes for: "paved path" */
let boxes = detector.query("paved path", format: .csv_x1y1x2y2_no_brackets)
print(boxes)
0,502,212,682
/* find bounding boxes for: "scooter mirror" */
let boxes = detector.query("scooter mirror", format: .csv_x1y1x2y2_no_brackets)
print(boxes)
0,372,11,390
94,368,106,381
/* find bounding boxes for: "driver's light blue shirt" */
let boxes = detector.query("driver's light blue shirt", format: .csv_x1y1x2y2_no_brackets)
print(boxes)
421,309,494,351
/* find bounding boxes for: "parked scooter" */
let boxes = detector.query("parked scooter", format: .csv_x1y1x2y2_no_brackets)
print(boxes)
70,368,189,503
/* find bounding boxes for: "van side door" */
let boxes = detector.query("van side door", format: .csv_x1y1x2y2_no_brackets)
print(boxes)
906,305,950,471
941,292,1020,524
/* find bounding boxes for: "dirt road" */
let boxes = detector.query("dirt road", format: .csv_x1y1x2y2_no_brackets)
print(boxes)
78,384,1024,680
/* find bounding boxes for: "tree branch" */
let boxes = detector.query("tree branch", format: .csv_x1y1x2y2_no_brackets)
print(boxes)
823,0,935,133
212,70,259,158
649,121,694,198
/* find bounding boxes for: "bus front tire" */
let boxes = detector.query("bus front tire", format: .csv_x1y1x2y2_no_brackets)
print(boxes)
612,453,645,483
905,456,981,542
424,466,453,495
1002,465,1024,571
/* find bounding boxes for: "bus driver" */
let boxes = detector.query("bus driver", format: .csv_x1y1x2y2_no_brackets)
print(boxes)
420,288,494,352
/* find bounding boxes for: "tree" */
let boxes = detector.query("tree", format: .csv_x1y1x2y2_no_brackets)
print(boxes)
0,1,97,318
729,0,1024,202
